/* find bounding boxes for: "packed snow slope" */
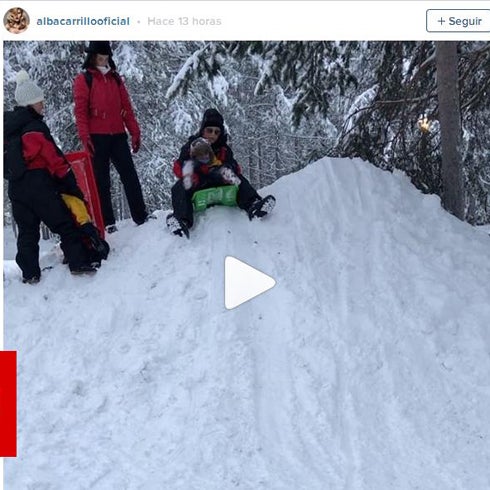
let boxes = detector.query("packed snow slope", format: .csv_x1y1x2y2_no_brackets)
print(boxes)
4,157,490,489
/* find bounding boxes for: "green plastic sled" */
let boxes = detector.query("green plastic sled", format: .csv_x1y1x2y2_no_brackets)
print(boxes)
192,185,238,212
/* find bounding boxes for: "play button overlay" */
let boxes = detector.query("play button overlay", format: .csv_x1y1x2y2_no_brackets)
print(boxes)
225,256,276,309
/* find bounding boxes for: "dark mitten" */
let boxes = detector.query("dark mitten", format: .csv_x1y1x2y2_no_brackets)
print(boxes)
58,170,85,200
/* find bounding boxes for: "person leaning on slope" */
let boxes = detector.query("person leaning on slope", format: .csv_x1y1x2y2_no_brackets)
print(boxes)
4,71,98,283
73,41,149,234
167,108,276,237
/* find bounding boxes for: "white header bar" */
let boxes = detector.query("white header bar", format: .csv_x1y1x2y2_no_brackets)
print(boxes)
2,1,490,41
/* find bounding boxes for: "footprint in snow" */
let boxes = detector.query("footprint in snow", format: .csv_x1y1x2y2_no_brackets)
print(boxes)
193,288,208,300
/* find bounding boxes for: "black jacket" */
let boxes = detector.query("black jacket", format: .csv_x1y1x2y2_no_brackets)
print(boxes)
4,106,45,181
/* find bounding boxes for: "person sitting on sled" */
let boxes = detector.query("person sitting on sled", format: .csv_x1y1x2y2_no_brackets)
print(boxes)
4,70,105,283
167,108,275,237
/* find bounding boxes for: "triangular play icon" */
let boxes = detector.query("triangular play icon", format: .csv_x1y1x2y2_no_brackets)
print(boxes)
225,256,276,310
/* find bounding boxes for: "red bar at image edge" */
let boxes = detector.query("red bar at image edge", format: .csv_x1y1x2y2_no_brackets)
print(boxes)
0,351,17,457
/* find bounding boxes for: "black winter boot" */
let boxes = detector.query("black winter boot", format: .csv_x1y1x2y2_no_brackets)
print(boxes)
166,213,190,238
80,223,110,260
70,263,98,275
247,195,276,220
22,275,40,284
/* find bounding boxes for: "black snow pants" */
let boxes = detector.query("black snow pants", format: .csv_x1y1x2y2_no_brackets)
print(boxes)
8,170,90,280
91,133,147,227
171,171,261,228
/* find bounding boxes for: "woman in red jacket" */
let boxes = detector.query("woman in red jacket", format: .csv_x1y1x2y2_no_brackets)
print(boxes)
73,41,148,233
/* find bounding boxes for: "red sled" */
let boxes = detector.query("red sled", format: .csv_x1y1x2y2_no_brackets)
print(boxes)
65,151,105,239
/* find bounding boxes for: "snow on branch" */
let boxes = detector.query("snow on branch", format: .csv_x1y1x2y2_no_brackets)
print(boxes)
166,46,207,99
343,84,378,133
252,53,277,97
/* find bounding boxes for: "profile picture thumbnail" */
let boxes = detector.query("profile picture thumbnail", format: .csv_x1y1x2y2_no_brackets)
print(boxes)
4,7,29,34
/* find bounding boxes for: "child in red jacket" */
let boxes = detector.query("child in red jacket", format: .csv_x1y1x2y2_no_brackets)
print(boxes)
4,71,98,283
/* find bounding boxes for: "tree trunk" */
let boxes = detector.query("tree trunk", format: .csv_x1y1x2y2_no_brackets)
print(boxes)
257,141,263,189
435,41,464,220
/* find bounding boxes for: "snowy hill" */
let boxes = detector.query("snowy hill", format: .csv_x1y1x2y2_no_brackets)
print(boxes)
4,157,490,489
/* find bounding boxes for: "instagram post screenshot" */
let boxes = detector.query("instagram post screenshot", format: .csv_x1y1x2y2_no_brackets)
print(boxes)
1,1,490,488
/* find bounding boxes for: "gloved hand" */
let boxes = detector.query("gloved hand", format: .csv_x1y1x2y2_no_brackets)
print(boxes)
219,166,241,185
131,135,141,154
81,136,95,156
182,160,199,190
58,170,85,200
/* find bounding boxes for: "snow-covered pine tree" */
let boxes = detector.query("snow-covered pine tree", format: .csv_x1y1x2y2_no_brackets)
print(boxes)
4,41,489,224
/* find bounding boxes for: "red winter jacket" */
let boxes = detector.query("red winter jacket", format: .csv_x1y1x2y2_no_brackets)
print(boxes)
73,68,140,142
22,131,71,179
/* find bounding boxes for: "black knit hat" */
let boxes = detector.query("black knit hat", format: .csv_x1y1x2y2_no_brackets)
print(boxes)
85,41,113,56
82,41,116,70
199,108,224,133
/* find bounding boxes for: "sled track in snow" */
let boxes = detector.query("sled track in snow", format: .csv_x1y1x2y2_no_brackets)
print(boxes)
5,158,490,489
